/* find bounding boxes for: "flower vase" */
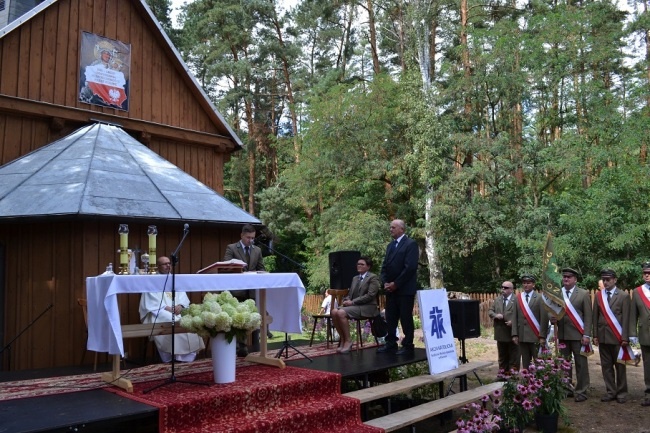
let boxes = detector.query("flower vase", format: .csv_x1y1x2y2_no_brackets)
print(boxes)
535,412,559,433
210,334,236,384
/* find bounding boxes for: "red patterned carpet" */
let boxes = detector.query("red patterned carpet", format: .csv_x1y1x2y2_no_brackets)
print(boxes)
106,365,383,433
0,342,340,402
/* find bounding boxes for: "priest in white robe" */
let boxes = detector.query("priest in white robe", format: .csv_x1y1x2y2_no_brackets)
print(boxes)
138,256,205,362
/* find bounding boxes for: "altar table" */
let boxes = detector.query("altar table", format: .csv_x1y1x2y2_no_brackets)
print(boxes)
86,273,306,390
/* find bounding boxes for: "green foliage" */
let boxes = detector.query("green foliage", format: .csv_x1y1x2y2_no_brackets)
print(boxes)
174,0,650,294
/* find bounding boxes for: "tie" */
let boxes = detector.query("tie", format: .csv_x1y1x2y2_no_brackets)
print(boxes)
566,290,570,298
525,293,529,304
503,297,507,308
244,246,251,266
606,291,611,302
389,240,398,254
359,276,364,286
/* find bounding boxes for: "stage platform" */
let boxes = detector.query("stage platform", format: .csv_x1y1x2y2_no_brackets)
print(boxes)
0,345,428,433
284,347,427,388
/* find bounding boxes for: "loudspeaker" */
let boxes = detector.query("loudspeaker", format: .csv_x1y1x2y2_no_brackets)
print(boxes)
448,299,480,339
329,250,360,289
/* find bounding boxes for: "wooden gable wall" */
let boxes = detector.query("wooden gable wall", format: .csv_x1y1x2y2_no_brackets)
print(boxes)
0,0,238,192
0,0,256,371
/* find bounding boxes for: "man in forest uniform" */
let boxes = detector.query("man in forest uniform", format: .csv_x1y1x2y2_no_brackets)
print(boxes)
630,262,650,407
489,280,519,372
593,269,631,403
512,275,547,369
551,267,592,402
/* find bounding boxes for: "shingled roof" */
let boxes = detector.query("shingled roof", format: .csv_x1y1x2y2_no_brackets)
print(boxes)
0,123,259,224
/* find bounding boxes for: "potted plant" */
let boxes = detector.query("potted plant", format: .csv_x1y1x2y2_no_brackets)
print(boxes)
457,352,570,433
180,291,261,383
456,394,502,432
528,348,572,433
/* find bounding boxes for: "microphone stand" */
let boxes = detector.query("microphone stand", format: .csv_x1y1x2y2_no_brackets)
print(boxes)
144,225,210,393
256,240,305,270
0,304,53,370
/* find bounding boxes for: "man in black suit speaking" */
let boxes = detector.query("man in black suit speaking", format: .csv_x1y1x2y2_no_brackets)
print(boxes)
224,224,266,356
378,219,419,355
224,224,266,272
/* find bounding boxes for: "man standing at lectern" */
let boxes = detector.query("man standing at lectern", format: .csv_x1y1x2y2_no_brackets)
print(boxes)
225,224,266,272
378,219,419,355
224,224,266,356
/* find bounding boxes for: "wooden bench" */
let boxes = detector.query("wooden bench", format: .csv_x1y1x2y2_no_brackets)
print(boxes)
344,360,493,404
364,381,503,432
102,322,190,392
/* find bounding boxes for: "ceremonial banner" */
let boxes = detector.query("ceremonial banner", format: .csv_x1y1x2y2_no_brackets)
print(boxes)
417,288,459,374
79,32,131,110
541,231,565,319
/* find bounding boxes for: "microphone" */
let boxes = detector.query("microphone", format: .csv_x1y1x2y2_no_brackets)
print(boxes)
183,223,189,234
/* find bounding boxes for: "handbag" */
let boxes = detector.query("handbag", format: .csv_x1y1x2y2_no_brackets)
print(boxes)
370,315,388,338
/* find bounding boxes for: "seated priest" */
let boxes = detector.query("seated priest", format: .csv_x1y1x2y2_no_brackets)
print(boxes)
138,256,205,362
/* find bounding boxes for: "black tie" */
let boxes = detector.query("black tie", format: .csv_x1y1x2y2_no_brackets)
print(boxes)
244,246,250,265
566,290,570,298
503,297,507,308
606,291,611,302
525,293,529,303
359,276,364,285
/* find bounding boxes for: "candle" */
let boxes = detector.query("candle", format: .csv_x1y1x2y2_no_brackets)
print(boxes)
147,225,157,269
118,224,129,266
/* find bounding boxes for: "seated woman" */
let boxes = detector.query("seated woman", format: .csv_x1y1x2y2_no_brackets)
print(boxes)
331,256,380,354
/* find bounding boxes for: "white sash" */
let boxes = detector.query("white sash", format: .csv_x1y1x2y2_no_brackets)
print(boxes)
518,292,541,338
598,289,622,340
597,290,635,362
562,289,584,334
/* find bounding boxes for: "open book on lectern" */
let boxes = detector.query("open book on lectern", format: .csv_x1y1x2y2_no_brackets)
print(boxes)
196,259,246,274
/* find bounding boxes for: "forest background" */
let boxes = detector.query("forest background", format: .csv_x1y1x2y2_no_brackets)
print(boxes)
145,0,650,295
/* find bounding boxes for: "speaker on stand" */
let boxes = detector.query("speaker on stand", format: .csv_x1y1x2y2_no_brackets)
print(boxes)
328,251,360,289
447,299,482,395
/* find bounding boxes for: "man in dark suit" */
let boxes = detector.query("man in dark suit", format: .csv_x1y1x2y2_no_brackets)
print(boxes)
630,262,650,407
224,224,266,272
593,269,630,403
378,219,419,355
551,267,592,402
512,275,547,370
489,280,519,372
224,224,266,356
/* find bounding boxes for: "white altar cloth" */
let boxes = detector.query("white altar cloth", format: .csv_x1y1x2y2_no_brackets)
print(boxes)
86,273,306,356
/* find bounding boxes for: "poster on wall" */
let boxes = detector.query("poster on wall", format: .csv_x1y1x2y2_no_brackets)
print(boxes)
78,32,131,111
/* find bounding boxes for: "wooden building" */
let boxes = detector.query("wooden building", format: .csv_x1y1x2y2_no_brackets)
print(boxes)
0,0,258,370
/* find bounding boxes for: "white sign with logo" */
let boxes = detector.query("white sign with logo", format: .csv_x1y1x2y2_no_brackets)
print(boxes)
417,288,459,374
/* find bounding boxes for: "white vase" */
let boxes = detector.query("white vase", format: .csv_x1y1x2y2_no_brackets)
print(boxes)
210,334,237,384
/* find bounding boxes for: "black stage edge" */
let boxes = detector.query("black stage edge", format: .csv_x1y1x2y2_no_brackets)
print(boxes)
0,346,427,433
286,346,427,388
0,389,157,433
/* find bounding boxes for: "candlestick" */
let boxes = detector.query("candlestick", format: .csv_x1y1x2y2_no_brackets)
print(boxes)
147,225,158,274
118,224,129,275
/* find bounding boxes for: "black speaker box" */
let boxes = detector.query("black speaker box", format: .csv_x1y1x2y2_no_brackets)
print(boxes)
329,250,360,289
448,299,480,339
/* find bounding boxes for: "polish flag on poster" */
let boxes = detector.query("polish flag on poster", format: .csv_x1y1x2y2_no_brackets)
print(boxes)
84,65,128,108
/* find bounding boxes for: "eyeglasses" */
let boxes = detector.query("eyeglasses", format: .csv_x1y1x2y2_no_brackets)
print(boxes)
643,271,650,275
